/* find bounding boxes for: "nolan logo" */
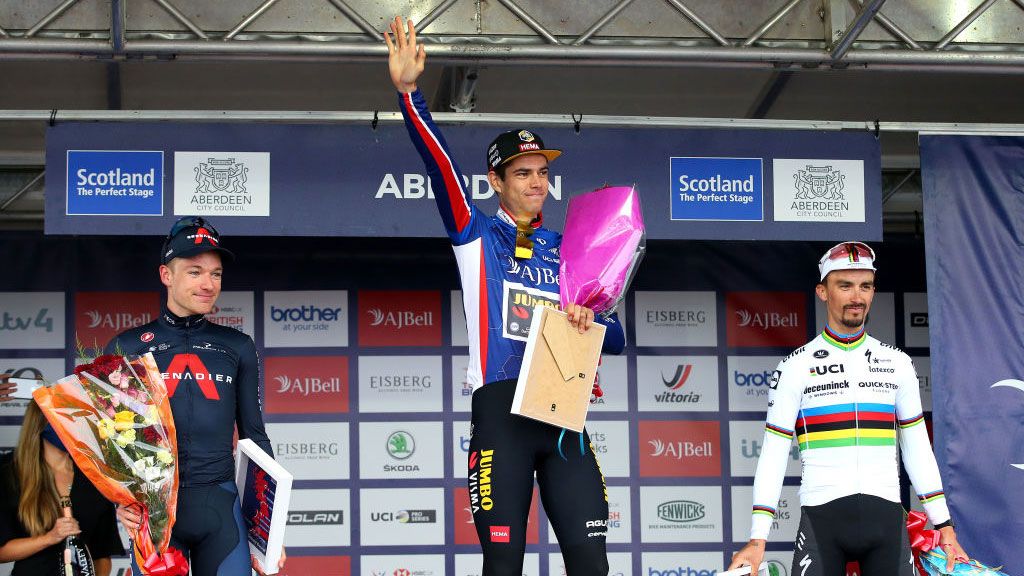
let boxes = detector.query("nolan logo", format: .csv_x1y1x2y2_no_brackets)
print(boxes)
649,439,713,459
657,500,705,523
809,364,844,376
736,309,799,330
287,510,343,525
274,374,341,395
85,310,151,331
367,308,434,329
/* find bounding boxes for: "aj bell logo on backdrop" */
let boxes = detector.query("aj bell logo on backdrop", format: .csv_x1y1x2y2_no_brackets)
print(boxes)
735,309,799,330
84,310,152,331
367,308,434,329
274,374,342,396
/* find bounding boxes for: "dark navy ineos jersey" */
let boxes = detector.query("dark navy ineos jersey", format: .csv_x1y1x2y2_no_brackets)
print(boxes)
105,308,273,488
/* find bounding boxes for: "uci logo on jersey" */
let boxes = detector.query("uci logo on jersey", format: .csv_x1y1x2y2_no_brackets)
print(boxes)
809,364,844,376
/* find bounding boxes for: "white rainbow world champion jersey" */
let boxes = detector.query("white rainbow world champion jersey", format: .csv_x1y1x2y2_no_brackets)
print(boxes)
398,89,625,390
749,327,951,540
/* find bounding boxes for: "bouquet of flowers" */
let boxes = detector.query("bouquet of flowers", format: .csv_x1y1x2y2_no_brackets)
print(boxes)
559,185,646,314
33,353,187,576
906,511,1008,576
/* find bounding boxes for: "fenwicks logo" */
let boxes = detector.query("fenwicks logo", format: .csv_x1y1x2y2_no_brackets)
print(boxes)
358,291,441,346
657,500,705,523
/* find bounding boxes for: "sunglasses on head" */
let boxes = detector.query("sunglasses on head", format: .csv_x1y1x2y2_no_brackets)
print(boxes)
820,241,875,265
167,216,217,239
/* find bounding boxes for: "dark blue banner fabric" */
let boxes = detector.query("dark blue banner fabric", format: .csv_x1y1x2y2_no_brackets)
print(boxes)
921,135,1024,575
1,234,938,574
46,121,882,241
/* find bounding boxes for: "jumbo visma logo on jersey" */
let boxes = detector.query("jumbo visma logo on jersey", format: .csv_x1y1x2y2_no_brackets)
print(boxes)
502,282,559,341
468,449,495,513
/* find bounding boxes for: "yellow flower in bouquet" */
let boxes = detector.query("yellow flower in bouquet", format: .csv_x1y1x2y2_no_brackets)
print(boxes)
114,410,137,431
144,405,159,426
97,419,117,440
116,428,137,448
156,450,173,465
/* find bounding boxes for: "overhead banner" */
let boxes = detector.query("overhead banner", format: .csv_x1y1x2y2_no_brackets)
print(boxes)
45,121,882,240
921,135,1024,575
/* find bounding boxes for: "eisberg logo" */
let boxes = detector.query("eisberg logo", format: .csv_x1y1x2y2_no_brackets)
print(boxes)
645,309,707,326
657,500,705,522
276,442,339,457
367,308,434,329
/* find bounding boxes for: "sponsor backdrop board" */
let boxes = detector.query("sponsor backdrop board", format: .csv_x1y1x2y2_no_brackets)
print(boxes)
0,235,933,575
45,122,881,241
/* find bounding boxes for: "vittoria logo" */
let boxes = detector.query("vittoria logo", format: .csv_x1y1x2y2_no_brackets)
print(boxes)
662,364,692,390
656,365,699,403
657,500,705,523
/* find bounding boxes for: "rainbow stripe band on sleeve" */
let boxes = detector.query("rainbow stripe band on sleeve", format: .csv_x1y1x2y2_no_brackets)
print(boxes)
918,490,945,504
753,505,777,517
899,413,926,429
765,423,794,440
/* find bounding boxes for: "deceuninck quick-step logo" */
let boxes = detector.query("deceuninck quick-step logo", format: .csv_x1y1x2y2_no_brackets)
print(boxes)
66,150,164,216
669,157,764,222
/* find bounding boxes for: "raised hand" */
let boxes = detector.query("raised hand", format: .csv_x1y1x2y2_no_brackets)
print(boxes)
384,16,426,93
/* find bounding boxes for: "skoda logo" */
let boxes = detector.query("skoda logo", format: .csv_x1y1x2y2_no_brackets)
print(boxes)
386,431,415,460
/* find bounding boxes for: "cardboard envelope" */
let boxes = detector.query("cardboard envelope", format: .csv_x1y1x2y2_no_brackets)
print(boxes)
511,305,606,432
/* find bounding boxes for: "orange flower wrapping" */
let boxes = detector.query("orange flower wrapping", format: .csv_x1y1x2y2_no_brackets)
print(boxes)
33,353,184,575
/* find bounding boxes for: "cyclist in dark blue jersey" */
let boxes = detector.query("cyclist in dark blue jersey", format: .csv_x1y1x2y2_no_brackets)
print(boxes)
107,217,284,576
387,17,625,576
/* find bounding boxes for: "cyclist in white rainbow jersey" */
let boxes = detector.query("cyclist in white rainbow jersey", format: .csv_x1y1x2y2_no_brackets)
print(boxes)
730,242,969,576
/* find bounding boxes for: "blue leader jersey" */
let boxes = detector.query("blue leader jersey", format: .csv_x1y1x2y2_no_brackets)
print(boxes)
399,89,625,390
